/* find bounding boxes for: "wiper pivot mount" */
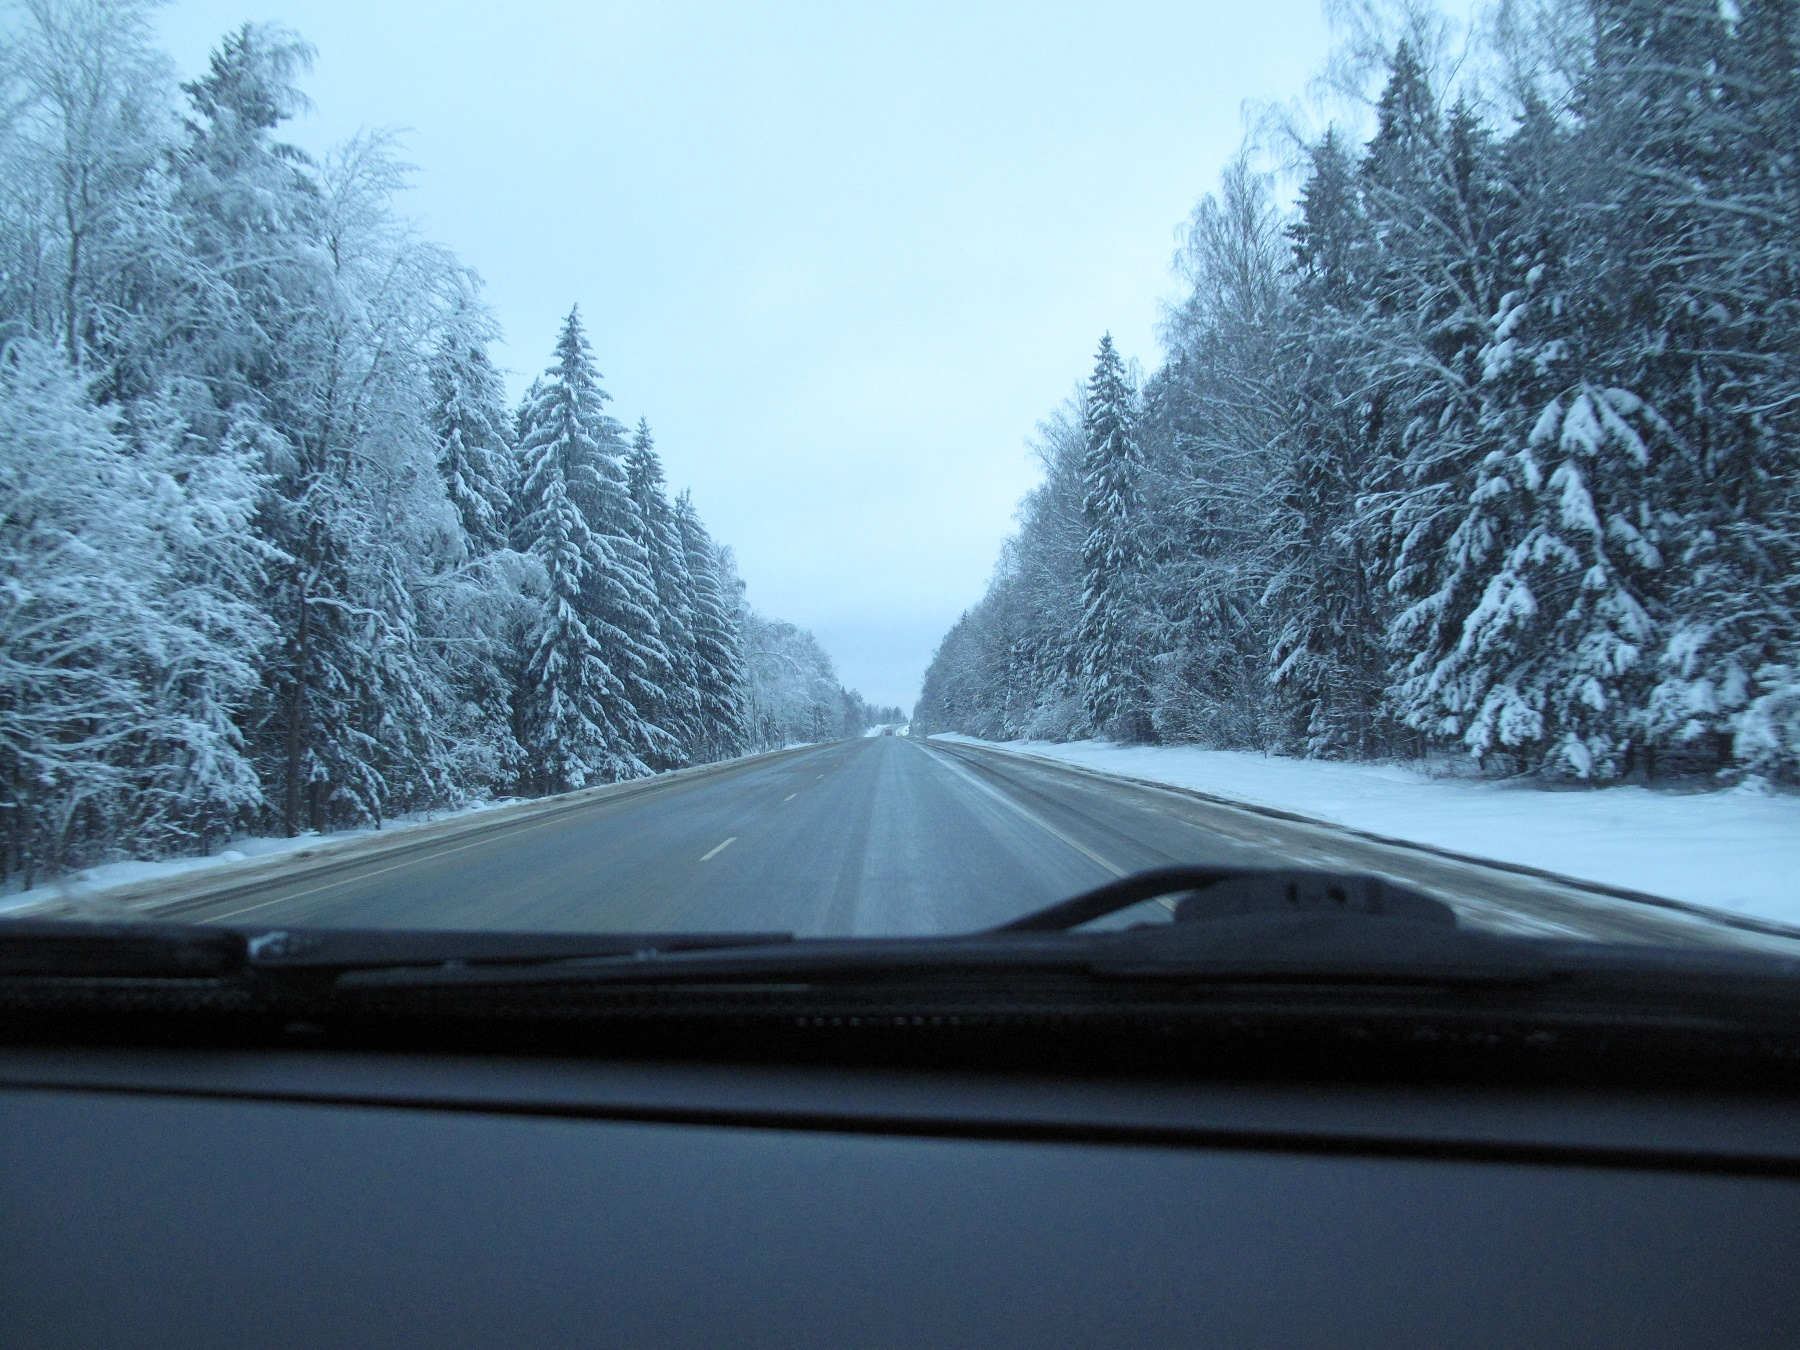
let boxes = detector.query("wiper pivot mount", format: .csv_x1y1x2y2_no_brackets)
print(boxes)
993,866,1456,933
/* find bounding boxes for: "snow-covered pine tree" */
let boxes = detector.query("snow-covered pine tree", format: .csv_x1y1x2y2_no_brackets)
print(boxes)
1262,126,1390,758
675,490,748,760
512,308,653,790
545,321,679,772
1073,333,1151,740
170,22,326,429
1355,70,1523,765
626,420,701,765
1392,2,1728,780
1616,0,1800,780
429,301,514,555
1707,0,1800,778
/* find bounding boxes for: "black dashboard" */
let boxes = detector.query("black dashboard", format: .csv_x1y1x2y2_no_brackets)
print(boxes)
5,1047,1798,1349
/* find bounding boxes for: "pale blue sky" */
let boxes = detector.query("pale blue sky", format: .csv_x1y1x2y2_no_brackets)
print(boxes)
154,0,1341,710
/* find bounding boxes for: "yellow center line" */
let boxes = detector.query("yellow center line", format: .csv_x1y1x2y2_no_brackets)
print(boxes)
699,836,736,862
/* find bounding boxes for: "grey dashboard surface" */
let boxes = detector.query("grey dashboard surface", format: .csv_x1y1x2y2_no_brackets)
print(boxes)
3,1053,1800,1349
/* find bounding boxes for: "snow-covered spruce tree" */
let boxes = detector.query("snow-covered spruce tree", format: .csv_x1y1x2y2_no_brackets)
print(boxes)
418,292,535,797
429,297,514,555
1708,0,1800,779
1384,2,1795,782
626,420,702,765
166,24,369,836
675,490,749,759
512,308,655,790
551,326,680,772
1352,57,1528,767
1605,0,1800,781
1073,334,1152,740
1262,124,1391,758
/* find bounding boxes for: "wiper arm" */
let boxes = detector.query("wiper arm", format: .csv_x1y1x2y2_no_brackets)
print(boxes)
239,927,794,971
0,921,793,981
991,866,1458,933
333,871,1481,993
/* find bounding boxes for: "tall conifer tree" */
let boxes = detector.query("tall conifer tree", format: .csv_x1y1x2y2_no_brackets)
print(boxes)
1074,333,1150,739
675,490,748,759
626,420,701,764
429,308,514,555
513,308,651,788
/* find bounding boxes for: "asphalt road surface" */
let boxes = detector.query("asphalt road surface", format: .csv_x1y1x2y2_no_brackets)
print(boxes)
163,736,1791,949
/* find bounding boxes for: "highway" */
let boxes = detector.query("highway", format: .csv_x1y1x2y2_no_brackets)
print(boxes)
154,736,1790,949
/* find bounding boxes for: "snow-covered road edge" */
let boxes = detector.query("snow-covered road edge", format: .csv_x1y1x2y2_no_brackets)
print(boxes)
2,745,810,922
934,735,1800,931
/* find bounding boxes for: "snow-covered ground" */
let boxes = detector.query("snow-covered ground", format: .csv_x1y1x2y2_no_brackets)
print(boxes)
0,799,523,918
937,736,1800,929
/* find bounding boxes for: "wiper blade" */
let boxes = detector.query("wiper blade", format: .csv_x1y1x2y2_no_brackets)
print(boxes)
329,870,1495,993
238,927,794,971
992,866,1458,933
0,920,793,980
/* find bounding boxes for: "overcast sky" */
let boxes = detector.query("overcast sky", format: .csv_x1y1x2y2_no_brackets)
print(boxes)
154,0,1342,711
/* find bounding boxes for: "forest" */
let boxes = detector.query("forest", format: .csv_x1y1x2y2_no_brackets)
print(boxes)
0,1,894,887
917,0,1800,788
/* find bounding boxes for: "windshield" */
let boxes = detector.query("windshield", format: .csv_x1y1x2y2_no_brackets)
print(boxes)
1,0,1796,960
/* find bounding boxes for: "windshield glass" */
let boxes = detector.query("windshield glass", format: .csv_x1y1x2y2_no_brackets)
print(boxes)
1,0,1796,959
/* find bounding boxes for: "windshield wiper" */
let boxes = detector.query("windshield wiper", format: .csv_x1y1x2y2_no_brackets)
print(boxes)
328,867,1531,993
0,922,794,981
317,866,1789,1000
0,867,1443,982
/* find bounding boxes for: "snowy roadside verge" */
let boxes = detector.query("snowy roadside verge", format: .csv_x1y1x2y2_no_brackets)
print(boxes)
0,745,810,922
0,799,522,919
934,736,1800,930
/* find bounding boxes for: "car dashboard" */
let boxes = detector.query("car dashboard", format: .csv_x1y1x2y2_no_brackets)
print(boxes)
4,1045,1798,1349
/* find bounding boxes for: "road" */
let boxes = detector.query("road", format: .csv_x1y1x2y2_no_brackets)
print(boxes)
159,736,1791,950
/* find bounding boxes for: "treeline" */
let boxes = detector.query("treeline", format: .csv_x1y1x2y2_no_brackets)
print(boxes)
0,3,879,886
917,0,1800,785
742,614,907,747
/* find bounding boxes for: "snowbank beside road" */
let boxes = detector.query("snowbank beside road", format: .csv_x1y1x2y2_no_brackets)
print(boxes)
936,736,1800,929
